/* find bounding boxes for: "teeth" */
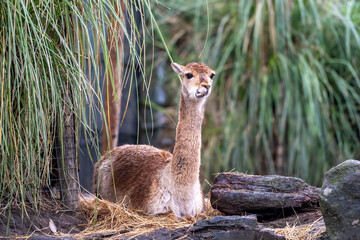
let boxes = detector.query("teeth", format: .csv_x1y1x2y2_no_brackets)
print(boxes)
196,93,204,98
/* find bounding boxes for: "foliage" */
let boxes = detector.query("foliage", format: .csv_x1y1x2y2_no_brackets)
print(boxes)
151,0,360,186
0,0,152,219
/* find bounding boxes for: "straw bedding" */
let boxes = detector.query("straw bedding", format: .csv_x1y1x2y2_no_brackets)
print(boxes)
77,194,220,238
77,194,326,239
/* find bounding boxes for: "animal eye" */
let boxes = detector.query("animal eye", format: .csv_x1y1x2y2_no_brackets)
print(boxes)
210,73,216,79
185,73,193,79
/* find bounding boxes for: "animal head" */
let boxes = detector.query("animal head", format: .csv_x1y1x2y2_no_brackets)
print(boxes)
171,62,216,101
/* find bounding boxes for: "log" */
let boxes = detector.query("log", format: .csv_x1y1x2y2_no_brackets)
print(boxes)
211,173,320,215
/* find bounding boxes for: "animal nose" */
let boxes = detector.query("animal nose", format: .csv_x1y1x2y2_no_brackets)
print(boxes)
201,82,210,89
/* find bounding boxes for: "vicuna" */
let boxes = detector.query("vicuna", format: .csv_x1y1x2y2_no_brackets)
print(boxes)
93,62,216,217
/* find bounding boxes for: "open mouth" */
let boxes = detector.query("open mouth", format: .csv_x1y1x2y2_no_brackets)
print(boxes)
195,88,209,98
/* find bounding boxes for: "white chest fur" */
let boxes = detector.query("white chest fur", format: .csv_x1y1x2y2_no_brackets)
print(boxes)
148,165,203,217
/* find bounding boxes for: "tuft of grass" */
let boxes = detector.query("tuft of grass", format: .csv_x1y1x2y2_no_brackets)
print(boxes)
274,217,326,240
150,0,360,187
0,0,167,223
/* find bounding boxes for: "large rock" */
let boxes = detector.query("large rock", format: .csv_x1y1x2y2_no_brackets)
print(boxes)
319,159,360,240
211,173,320,215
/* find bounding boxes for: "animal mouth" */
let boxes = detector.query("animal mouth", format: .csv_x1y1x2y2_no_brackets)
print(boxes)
195,88,209,98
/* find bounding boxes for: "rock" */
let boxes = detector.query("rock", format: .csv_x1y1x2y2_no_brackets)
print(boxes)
123,215,285,240
319,159,360,240
210,173,320,215
189,215,285,240
261,210,324,229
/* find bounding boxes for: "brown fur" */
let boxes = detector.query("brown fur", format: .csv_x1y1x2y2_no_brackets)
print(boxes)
94,62,215,216
94,145,171,211
171,95,204,184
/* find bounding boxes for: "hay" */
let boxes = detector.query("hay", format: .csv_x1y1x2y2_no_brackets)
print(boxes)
78,194,326,240
77,194,220,237
273,217,326,240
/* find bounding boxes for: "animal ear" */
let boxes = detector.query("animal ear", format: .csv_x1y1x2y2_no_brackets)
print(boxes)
171,62,184,75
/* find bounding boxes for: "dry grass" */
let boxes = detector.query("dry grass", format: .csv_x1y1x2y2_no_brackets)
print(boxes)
274,217,326,240
77,194,220,238
77,194,326,240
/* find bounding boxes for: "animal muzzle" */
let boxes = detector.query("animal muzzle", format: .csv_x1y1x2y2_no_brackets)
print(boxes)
195,87,209,98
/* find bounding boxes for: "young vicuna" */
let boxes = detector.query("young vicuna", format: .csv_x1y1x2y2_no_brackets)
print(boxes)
93,62,216,217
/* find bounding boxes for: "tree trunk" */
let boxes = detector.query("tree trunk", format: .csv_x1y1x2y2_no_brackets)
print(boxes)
57,87,79,208
101,1,125,155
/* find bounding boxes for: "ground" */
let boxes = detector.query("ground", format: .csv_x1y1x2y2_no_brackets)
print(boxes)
0,201,325,239
0,206,86,237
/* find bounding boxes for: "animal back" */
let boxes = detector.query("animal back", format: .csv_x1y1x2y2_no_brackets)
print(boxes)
94,144,172,211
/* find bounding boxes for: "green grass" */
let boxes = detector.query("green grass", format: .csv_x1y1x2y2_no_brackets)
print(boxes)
0,0,162,225
150,0,360,187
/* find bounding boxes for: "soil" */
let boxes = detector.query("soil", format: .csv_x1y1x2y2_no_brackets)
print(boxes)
0,206,87,238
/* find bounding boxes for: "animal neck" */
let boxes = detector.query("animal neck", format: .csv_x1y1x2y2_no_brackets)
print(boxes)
171,93,206,185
